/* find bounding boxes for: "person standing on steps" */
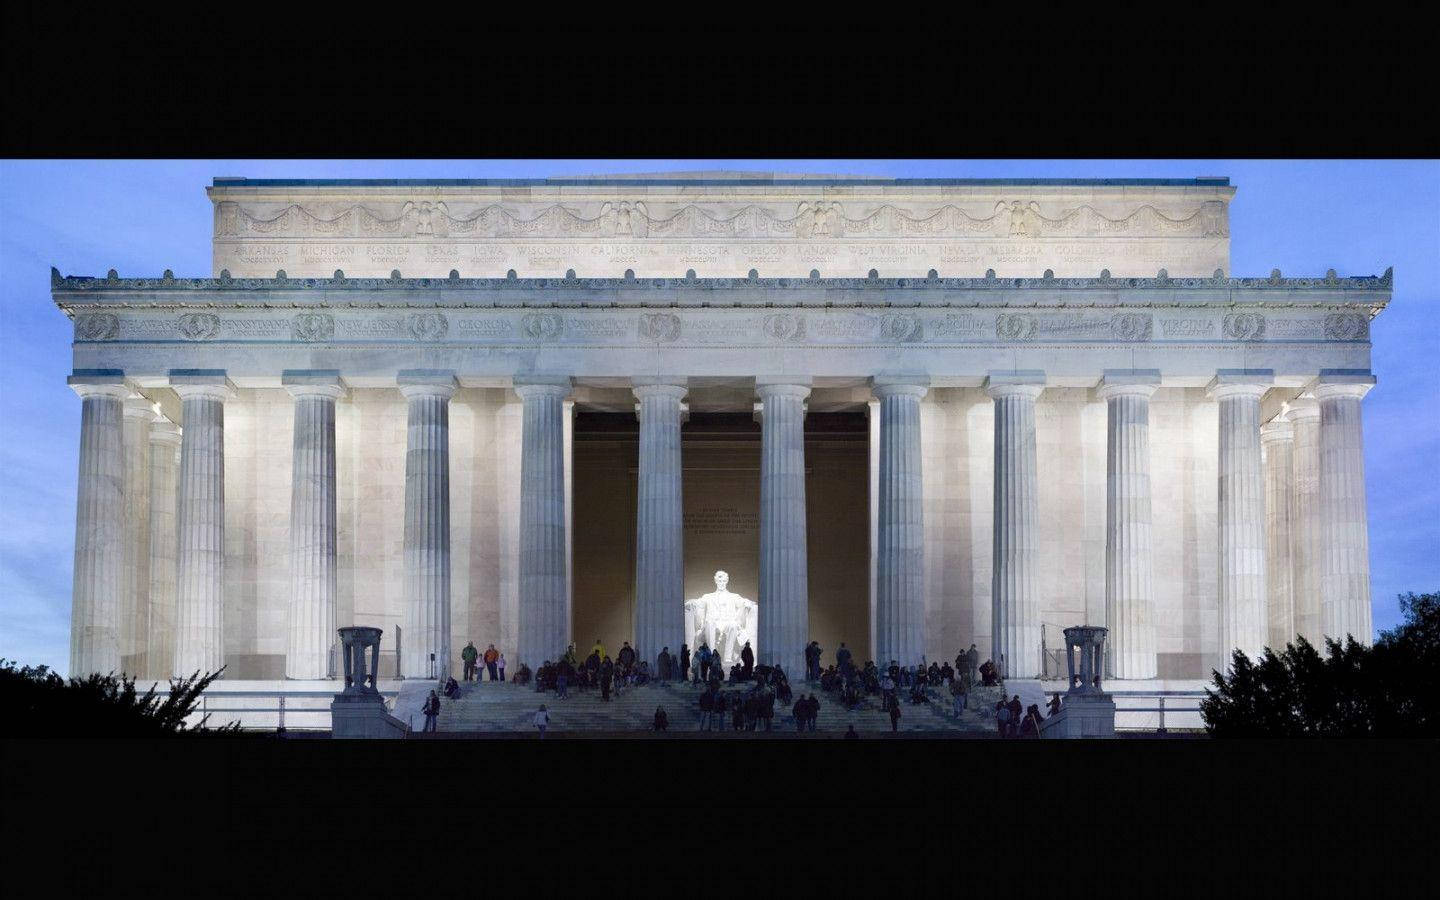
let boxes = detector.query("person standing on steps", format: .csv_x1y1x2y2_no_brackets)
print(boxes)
534,704,550,739
461,641,478,682
497,653,506,682
740,641,754,681
484,644,499,681
653,706,668,732
679,644,690,684
1007,695,1023,738
422,690,440,733
844,724,859,740
600,656,614,701
836,642,853,680
966,644,980,684
889,697,902,733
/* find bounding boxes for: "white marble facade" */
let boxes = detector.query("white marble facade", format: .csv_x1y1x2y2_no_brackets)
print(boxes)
57,174,1387,682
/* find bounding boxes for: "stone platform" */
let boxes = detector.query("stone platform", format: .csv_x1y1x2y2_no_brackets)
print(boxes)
432,678,1000,736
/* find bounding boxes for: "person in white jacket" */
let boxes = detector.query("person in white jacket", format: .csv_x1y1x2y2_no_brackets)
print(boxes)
533,704,550,739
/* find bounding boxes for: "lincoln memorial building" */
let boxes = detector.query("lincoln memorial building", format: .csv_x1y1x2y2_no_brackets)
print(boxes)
56,173,1388,693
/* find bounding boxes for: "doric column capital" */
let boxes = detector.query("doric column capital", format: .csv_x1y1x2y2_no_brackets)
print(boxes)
871,374,929,400
513,374,572,401
68,370,130,401
1260,419,1295,443
631,376,689,402
1284,395,1321,422
1207,369,1273,401
283,370,347,401
1313,371,1376,402
169,370,234,402
123,395,159,421
755,377,812,402
397,370,457,401
1096,369,1161,402
985,371,1045,401
148,418,182,446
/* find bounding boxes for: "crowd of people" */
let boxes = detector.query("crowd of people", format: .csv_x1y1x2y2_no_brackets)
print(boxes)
429,633,1061,738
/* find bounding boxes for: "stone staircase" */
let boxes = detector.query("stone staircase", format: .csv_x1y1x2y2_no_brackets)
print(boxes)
433,676,998,735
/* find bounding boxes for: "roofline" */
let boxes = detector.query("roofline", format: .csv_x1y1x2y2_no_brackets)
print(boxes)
50,266,1392,296
210,176,1232,189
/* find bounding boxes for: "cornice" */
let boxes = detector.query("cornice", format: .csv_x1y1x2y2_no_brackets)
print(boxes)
52,266,1393,310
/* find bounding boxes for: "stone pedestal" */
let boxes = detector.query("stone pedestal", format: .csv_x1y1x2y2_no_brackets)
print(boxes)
398,372,456,680
172,373,232,678
515,376,571,670
632,378,686,671
1210,371,1272,665
331,625,408,738
872,375,928,669
987,372,1045,679
1098,372,1159,679
1040,624,1116,739
68,373,130,677
284,373,345,679
757,377,810,678
1316,373,1376,645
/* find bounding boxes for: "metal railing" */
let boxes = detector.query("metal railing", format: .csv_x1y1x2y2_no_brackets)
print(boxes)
194,689,401,731
1106,690,1208,733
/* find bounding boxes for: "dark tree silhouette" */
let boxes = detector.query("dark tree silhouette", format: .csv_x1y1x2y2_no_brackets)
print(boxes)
1201,591,1439,738
0,659,240,737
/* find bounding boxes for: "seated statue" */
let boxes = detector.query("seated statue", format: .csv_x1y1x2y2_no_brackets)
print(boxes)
684,570,758,672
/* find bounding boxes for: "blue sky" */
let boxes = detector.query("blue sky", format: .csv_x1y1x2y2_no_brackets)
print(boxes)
2,159,1436,675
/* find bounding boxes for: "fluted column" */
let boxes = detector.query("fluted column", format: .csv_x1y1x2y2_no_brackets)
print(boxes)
1098,372,1159,679
172,373,232,678
1286,396,1323,646
398,372,456,680
284,372,345,679
121,395,157,675
515,376,571,670
757,378,810,677
145,419,181,680
1261,418,1296,651
872,375,928,669
987,372,1044,679
68,373,129,677
1210,371,1272,665
632,377,687,670
1316,373,1376,645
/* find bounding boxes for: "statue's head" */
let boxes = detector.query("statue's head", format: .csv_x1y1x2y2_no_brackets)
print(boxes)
714,570,729,591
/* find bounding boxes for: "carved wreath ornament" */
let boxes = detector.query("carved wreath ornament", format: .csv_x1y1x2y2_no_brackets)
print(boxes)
879,313,921,342
521,312,561,340
1109,313,1153,342
177,313,221,341
74,313,119,341
995,313,1037,341
762,314,804,342
639,313,680,342
1324,313,1367,341
406,312,449,341
292,312,335,342
1222,313,1266,341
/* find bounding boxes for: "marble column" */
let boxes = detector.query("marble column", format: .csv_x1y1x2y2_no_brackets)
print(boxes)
987,372,1045,680
121,395,157,675
873,375,928,669
67,373,130,677
515,376,571,670
632,377,687,671
757,378,810,678
1209,371,1273,665
284,372,346,679
867,399,881,663
1316,373,1376,645
398,372,456,680
172,373,232,678
146,419,181,680
1098,372,1159,680
1286,396,1323,646
1261,418,1296,651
